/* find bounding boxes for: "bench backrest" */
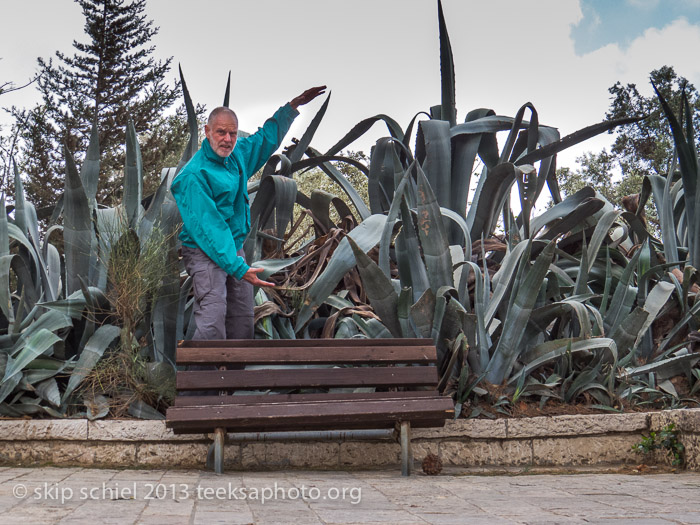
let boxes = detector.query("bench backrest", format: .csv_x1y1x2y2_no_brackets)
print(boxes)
174,338,440,394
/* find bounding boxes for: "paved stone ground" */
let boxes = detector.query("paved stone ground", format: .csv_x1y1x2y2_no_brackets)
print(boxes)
0,467,698,524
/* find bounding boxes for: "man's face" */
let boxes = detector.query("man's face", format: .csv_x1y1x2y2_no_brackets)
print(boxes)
205,113,238,157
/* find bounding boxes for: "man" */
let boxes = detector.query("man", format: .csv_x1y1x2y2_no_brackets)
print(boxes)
171,86,326,340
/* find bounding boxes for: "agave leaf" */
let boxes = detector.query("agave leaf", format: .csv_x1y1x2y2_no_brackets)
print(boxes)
62,324,121,402
80,118,100,206
604,249,642,333
514,338,618,383
0,254,14,323
622,353,700,381
3,329,61,385
304,147,371,220
352,315,393,339
486,239,557,383
223,70,231,107
395,199,428,300
253,255,303,281
416,119,452,211
0,192,8,257
124,116,144,229
467,163,518,240
348,236,401,338
85,394,110,420
368,138,403,214
437,0,456,125
0,368,22,405
415,165,453,292
485,239,529,325
653,82,699,267
647,174,680,265
531,187,596,235
516,164,538,239
34,378,61,407
288,92,331,164
138,175,169,243
127,398,165,420
586,209,621,272
176,65,199,172
39,287,108,319
64,145,94,295
538,198,605,241
246,175,297,259
324,115,404,157
176,277,193,342
515,116,644,167
635,280,675,359
410,288,436,339
295,214,387,331
309,190,339,233
610,307,649,359
13,159,28,236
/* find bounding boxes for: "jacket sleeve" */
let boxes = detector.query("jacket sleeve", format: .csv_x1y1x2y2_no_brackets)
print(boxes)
171,173,250,279
235,103,299,179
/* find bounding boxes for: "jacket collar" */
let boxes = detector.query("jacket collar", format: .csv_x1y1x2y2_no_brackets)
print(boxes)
201,138,227,165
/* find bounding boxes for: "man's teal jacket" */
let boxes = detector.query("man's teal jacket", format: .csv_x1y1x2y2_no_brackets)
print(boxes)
171,104,298,280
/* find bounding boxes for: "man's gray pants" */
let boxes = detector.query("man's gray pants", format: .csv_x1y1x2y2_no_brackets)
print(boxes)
181,246,254,341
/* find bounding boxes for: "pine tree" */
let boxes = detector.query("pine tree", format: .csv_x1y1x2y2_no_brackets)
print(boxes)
20,0,183,209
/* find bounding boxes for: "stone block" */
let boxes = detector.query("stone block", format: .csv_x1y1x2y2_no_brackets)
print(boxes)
88,420,197,442
0,419,88,441
136,442,208,468
650,408,700,433
0,440,96,466
681,432,700,471
339,442,401,467
241,442,267,469
93,443,137,467
439,439,532,467
532,434,640,466
507,413,649,438
261,442,339,469
412,419,507,440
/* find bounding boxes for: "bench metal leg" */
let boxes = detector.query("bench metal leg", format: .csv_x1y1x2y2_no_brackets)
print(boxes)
400,421,412,477
213,427,225,474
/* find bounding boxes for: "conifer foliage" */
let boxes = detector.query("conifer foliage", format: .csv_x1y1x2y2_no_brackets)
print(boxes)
21,0,183,209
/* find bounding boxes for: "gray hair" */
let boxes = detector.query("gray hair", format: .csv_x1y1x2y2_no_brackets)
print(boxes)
207,106,238,126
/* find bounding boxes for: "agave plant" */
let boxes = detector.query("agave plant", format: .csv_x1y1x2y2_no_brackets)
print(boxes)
220,0,700,413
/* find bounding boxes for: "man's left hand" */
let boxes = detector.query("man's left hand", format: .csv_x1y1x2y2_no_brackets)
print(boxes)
290,86,327,109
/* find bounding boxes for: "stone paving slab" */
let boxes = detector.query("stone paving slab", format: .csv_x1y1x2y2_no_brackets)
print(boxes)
0,467,698,524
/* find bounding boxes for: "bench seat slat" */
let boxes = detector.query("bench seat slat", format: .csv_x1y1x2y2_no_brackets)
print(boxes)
176,366,438,391
176,345,437,366
166,397,454,433
172,390,437,407
178,338,432,349
169,418,449,435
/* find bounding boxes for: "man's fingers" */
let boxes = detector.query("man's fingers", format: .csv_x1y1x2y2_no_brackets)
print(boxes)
291,86,327,108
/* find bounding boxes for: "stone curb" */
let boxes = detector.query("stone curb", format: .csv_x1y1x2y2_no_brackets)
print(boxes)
0,408,697,470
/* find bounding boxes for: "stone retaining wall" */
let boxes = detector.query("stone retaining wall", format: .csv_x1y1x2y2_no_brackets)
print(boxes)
0,409,697,471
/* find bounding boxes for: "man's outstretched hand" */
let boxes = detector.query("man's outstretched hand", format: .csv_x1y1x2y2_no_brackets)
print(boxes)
290,86,327,109
242,267,275,287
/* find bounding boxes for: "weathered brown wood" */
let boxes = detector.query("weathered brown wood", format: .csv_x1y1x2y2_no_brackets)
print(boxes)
178,338,432,349
173,390,437,408
170,418,449,435
176,345,437,366
176,366,438,391
166,397,454,433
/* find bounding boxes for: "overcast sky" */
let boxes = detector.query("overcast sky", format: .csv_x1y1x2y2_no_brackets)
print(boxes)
2,0,700,172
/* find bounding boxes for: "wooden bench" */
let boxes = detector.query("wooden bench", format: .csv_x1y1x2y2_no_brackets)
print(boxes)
165,338,454,476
